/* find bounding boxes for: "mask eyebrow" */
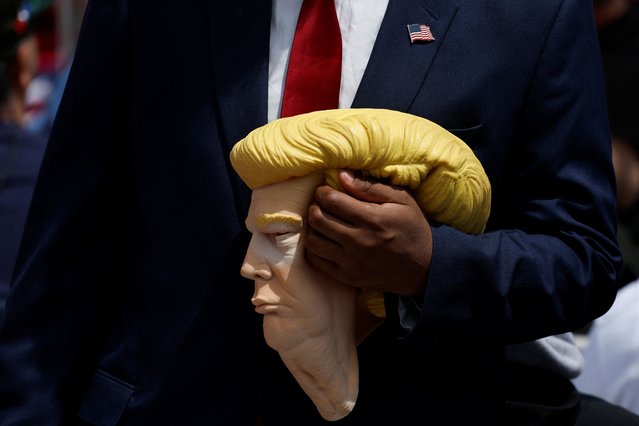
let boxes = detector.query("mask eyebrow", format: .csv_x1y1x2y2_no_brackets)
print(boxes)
256,213,302,230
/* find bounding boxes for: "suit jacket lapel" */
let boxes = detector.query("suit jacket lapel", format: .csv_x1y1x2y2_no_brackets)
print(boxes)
353,0,459,111
208,0,271,217
209,0,271,153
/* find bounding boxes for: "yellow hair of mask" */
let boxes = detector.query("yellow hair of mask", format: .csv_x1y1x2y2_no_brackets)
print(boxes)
230,108,491,316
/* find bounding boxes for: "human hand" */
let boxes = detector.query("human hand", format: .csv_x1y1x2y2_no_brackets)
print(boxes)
304,170,432,297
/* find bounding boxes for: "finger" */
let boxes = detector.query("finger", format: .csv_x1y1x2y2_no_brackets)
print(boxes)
305,248,363,290
339,170,413,205
307,202,360,246
304,249,344,283
303,221,344,264
313,184,382,228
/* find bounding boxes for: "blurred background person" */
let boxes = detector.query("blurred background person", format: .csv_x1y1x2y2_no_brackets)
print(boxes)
573,0,639,415
0,0,85,316
593,0,633,28
598,0,639,288
575,279,639,416
24,0,85,136
0,0,47,315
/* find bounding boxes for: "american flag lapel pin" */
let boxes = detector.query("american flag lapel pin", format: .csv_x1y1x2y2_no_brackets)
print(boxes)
407,24,435,44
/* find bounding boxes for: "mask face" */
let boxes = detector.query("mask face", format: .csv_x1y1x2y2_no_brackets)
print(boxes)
241,173,331,350
240,173,359,421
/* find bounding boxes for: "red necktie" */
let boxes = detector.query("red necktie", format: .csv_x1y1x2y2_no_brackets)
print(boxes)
280,0,342,117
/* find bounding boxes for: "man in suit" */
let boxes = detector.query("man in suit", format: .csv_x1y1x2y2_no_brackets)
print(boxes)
0,0,625,424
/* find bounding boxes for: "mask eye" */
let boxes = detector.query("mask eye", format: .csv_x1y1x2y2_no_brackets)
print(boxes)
273,232,299,247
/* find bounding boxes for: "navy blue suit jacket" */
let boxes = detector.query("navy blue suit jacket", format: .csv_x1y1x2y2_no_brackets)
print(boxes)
0,124,47,314
0,0,622,424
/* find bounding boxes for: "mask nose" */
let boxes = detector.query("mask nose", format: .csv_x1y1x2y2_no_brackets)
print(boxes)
240,240,273,281
240,261,273,281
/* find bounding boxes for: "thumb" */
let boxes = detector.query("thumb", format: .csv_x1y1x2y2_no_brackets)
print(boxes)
338,170,408,204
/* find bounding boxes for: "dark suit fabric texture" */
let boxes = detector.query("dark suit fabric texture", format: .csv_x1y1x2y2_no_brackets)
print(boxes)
0,123,47,315
0,0,621,425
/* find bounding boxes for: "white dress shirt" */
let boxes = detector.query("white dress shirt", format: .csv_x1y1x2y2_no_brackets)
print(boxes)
268,0,390,122
573,280,639,415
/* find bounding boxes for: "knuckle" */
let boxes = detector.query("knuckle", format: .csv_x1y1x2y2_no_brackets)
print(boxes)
322,190,343,208
302,229,317,248
315,185,340,205
360,179,375,193
306,204,322,225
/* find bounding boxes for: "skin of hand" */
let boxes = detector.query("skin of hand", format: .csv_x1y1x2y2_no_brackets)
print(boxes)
305,170,433,298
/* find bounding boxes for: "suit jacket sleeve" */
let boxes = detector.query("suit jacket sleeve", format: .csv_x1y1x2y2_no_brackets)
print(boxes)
400,0,622,348
0,0,130,423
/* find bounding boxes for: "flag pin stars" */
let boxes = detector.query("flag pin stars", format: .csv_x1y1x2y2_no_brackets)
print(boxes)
407,24,435,44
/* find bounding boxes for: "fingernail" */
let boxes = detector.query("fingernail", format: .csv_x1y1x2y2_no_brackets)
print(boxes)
341,170,355,183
